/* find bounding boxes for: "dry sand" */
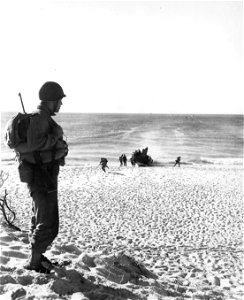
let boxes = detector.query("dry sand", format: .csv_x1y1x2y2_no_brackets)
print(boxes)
0,164,243,300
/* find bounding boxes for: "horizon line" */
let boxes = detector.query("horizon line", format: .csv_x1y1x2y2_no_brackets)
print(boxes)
1,111,243,116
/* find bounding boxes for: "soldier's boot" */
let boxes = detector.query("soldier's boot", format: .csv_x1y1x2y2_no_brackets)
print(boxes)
24,250,50,274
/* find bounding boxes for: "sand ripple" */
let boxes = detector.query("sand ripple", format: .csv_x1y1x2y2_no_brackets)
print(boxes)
0,165,243,299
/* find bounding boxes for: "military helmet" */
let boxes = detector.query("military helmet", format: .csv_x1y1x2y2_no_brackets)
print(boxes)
39,81,66,101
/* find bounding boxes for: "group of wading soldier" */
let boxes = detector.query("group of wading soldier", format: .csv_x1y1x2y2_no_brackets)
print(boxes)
119,154,127,166
13,82,68,273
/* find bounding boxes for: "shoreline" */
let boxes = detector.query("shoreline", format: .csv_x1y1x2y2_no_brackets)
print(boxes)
1,157,243,168
0,164,243,299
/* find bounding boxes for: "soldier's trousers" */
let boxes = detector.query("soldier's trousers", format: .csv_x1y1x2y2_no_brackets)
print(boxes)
27,162,60,254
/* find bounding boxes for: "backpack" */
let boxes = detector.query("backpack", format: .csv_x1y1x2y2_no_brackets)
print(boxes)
4,112,34,149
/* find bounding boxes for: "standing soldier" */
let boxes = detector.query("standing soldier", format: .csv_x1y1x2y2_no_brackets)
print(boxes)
122,154,127,166
119,155,123,167
15,81,68,273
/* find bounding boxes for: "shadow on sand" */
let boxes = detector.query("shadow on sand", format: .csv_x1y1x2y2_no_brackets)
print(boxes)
110,171,125,176
49,268,139,300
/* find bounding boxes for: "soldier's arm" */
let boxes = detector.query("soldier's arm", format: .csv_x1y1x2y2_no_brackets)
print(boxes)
27,115,62,151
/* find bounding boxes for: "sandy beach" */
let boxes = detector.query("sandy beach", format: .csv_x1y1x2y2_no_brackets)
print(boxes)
0,164,243,299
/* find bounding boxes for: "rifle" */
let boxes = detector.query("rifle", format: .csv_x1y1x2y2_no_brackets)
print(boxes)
18,93,26,114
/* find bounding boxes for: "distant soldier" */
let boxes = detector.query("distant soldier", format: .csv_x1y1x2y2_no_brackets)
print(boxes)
100,158,109,172
174,156,181,167
122,154,127,166
119,155,123,167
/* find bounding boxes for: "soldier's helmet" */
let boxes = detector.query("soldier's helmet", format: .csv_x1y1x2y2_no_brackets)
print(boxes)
39,81,66,101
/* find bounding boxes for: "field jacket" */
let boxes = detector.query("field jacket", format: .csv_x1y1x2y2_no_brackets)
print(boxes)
15,104,68,164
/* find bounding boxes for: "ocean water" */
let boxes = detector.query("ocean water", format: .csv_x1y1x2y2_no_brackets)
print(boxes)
1,112,243,166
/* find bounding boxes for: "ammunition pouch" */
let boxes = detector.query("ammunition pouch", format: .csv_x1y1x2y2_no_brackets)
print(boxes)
18,160,34,183
17,147,67,165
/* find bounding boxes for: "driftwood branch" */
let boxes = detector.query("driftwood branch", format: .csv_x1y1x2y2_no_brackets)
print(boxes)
0,170,9,186
0,171,21,231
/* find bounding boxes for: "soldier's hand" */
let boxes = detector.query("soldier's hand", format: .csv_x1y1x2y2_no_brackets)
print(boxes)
56,139,68,155
53,126,63,139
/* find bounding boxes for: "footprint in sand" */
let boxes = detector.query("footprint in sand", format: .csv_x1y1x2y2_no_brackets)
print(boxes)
0,235,18,242
9,245,23,250
1,251,28,259
0,242,9,246
0,255,10,264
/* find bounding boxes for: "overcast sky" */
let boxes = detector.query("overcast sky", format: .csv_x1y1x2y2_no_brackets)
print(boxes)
0,0,243,114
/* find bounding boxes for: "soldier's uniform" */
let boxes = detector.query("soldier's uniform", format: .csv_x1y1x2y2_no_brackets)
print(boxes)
15,82,68,272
